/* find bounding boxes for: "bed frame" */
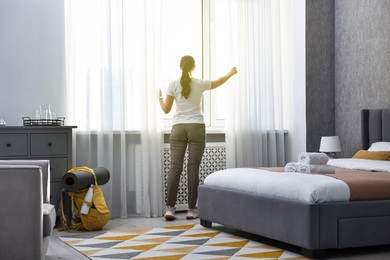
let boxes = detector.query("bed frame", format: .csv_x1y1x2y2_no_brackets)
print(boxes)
198,109,390,258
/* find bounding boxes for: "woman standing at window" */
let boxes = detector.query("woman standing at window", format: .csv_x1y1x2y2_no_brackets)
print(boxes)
159,55,237,220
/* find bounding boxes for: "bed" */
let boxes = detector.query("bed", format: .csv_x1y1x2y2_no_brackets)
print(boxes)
198,109,390,258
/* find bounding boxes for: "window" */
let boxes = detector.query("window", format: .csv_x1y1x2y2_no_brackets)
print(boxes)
68,0,281,131
160,0,203,128
161,0,230,130
203,0,233,129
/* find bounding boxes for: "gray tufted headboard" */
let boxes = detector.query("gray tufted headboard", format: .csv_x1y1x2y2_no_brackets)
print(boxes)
361,109,390,150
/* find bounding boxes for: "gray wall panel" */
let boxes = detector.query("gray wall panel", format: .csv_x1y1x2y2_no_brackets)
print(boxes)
306,0,335,152
335,0,390,157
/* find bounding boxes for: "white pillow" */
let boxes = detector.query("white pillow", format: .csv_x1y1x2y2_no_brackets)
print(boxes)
368,142,390,151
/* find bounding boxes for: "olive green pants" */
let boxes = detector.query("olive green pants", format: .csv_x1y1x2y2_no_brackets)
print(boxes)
166,123,206,209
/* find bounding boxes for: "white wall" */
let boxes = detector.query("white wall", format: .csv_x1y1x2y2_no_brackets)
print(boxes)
0,0,66,126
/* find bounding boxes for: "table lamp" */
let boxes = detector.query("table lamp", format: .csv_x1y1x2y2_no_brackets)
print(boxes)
319,136,342,158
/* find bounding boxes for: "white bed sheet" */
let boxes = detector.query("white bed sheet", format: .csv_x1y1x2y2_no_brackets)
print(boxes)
204,168,350,203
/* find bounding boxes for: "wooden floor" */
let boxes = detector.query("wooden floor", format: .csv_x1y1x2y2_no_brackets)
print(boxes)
47,213,390,260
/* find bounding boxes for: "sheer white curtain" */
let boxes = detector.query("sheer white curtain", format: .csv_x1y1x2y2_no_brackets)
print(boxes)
65,0,163,218
218,0,306,167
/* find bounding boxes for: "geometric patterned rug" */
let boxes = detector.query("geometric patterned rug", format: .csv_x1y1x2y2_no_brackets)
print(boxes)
59,224,308,259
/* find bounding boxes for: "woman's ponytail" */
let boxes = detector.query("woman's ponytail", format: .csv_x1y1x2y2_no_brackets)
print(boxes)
180,56,195,99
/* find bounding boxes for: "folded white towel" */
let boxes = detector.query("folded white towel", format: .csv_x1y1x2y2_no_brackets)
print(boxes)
298,152,329,165
284,162,299,172
298,164,335,174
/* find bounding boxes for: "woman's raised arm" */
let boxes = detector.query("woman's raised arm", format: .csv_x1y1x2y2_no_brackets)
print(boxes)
211,67,238,90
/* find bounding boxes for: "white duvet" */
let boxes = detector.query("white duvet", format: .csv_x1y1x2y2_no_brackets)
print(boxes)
204,168,350,203
203,159,390,204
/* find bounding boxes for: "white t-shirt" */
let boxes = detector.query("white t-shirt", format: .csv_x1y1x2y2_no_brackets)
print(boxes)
166,77,212,125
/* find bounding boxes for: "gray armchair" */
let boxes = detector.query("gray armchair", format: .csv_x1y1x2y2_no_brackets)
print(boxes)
0,160,56,260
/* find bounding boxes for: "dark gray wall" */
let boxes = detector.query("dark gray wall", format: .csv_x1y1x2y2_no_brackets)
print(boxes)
335,0,390,157
306,0,390,157
306,0,335,152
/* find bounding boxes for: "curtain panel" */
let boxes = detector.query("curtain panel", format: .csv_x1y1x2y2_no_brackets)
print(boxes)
65,0,163,218
220,0,306,167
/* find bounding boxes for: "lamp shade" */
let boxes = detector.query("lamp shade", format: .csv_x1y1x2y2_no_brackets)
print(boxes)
319,136,342,153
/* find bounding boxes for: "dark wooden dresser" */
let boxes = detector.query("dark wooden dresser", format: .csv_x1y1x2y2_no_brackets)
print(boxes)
0,126,77,215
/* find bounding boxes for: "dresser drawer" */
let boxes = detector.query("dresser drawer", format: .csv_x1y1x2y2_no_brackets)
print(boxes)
48,157,69,180
0,134,28,157
31,133,68,156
